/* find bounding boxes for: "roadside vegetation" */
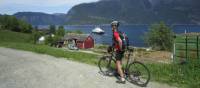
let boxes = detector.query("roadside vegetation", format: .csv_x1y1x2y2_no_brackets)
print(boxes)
0,15,199,88
0,15,32,33
144,22,200,88
0,30,98,65
144,21,174,51
1,30,200,88
66,30,83,34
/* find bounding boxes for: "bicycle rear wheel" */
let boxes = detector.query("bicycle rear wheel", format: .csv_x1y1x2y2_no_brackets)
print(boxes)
98,56,116,76
128,61,150,87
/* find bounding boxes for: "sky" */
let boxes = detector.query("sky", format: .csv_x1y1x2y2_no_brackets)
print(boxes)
0,0,99,15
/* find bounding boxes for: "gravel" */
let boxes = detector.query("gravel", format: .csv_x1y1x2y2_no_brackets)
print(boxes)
0,47,176,88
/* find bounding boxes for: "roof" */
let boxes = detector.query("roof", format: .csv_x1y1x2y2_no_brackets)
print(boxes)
63,33,91,41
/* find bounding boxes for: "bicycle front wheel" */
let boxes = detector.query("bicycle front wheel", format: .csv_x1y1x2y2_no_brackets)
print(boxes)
98,56,116,76
128,61,150,87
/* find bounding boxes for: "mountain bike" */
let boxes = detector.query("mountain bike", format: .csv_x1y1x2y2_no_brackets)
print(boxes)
98,47,150,87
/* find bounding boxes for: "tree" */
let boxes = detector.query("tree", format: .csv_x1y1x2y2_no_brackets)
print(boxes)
49,25,56,34
0,16,2,30
28,24,33,33
45,35,53,45
34,25,38,30
144,22,174,51
75,30,83,34
0,15,32,33
11,17,20,32
56,25,65,37
18,20,32,33
31,29,43,44
1,15,20,32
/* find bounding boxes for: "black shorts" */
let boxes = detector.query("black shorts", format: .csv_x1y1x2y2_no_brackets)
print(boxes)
115,51,125,61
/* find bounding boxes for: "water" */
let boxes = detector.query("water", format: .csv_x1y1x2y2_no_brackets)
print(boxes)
38,25,200,47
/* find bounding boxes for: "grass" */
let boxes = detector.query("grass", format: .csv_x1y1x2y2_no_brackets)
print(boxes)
0,30,31,43
146,59,200,88
175,35,200,60
0,30,99,65
1,30,200,88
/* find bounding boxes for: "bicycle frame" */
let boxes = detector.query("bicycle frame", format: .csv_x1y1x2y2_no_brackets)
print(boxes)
109,48,134,74
99,48,150,86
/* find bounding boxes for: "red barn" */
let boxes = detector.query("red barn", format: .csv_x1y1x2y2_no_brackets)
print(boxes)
63,34,94,49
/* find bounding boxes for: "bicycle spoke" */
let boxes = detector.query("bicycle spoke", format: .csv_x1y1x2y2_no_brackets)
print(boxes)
128,61,150,86
98,56,115,76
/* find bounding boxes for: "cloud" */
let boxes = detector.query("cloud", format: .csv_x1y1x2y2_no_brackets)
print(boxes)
0,4,71,14
0,0,99,14
1,0,99,7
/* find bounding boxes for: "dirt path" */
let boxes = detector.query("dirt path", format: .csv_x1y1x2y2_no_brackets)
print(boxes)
0,47,176,88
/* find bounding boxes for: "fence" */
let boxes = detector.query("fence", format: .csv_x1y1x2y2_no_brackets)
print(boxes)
173,35,200,63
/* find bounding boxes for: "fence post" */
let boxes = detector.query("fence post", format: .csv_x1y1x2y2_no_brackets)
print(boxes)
173,35,176,63
186,35,188,61
197,36,199,59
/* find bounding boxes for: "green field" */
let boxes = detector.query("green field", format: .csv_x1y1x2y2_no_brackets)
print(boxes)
0,30,98,65
0,30,200,88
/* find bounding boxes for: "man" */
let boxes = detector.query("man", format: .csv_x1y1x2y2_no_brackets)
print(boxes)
111,21,126,84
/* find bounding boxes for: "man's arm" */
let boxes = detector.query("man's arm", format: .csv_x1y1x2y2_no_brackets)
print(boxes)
116,36,123,51
114,32,123,51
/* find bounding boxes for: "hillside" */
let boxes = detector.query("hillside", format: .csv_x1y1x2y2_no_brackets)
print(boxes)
0,30,30,43
11,0,200,25
14,12,68,25
66,0,200,24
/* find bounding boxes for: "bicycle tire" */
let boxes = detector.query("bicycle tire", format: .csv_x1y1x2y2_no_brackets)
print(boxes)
128,61,150,87
98,56,116,76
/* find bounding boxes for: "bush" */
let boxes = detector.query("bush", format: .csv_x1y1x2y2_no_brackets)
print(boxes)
66,30,83,34
0,15,32,33
75,30,83,34
18,20,32,33
0,25,2,30
45,25,65,46
31,30,43,44
144,22,174,51
45,35,62,46
49,25,56,34
56,25,65,36
45,35,53,45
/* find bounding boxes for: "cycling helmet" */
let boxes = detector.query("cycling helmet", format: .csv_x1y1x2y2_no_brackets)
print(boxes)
111,21,119,27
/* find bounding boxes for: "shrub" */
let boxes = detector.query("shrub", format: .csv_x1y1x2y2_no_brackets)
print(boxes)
31,30,43,44
0,15,32,33
75,30,83,34
56,25,65,37
144,22,174,51
45,35,53,45
66,30,83,34
49,25,56,34
44,34,62,46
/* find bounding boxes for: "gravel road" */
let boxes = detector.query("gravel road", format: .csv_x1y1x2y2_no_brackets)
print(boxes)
0,47,176,88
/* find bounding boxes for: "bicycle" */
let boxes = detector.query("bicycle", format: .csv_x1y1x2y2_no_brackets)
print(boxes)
98,47,150,87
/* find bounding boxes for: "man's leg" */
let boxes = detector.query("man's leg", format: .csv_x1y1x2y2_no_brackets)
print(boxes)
116,60,124,77
115,51,125,83
116,60,125,83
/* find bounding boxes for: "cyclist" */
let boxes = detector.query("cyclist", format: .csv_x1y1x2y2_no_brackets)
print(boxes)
111,21,126,84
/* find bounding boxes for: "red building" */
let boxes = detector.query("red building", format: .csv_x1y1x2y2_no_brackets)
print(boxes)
63,34,94,49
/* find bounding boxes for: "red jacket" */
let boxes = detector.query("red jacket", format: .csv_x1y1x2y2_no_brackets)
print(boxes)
113,31,121,51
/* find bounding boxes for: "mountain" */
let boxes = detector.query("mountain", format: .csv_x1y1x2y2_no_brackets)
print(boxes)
66,0,200,24
14,12,68,25
12,0,200,25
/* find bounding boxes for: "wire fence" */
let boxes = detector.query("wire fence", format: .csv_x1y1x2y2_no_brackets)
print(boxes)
173,35,200,63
